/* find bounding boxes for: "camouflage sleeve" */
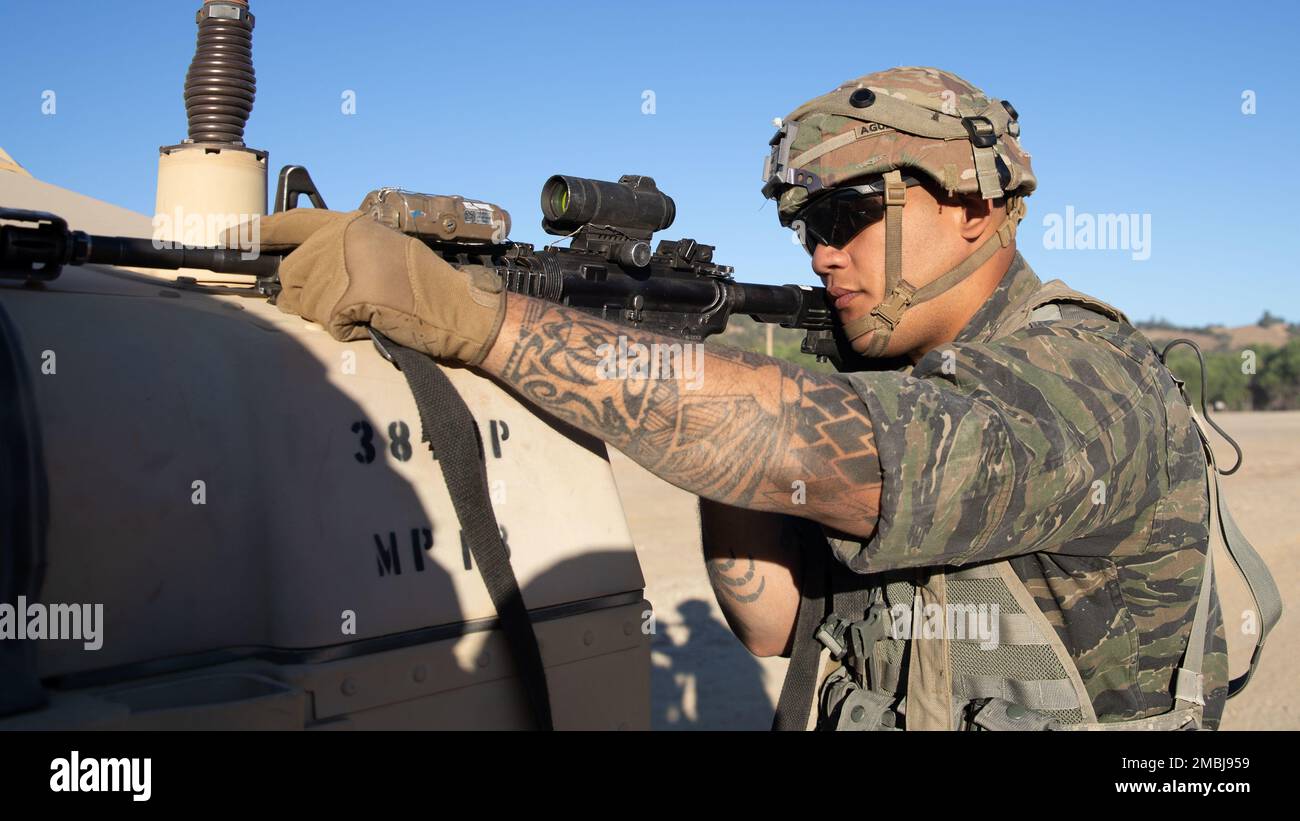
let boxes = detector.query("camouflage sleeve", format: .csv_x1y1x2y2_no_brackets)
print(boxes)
825,320,1172,573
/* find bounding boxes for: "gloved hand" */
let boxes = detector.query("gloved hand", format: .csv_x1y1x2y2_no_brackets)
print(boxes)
234,209,507,366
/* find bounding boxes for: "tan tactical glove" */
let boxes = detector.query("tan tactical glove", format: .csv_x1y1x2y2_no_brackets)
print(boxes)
236,209,507,366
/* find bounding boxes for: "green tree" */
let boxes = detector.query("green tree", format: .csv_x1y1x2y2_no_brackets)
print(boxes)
1164,347,1253,410
1253,339,1300,409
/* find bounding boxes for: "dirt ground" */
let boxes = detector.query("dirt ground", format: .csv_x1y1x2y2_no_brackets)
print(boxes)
609,411,1299,731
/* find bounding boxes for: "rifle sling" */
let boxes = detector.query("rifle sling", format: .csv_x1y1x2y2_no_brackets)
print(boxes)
772,518,832,731
381,335,554,731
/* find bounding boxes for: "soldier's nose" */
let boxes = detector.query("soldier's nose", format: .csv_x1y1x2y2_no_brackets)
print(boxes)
811,243,849,278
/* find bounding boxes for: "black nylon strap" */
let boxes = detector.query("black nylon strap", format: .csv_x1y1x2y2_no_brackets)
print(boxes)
772,518,830,731
381,337,553,731
830,571,874,683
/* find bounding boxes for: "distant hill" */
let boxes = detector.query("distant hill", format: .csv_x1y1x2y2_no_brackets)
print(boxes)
1136,314,1300,411
1135,316,1297,354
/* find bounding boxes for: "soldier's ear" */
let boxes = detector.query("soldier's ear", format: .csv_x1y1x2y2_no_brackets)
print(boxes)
956,195,994,242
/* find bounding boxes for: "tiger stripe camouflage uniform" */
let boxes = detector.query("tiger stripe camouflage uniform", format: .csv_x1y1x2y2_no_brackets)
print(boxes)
820,252,1229,728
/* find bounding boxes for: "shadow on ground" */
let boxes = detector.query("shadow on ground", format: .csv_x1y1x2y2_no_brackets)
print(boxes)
651,599,774,730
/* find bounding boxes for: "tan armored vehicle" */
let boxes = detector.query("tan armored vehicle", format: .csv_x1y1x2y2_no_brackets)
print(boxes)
0,0,655,730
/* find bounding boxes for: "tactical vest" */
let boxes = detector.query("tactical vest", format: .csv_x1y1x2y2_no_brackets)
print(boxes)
774,279,1282,731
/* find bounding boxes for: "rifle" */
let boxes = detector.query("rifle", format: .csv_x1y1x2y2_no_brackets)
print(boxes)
0,168,855,364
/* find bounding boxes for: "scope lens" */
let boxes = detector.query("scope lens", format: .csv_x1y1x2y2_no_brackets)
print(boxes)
547,179,571,219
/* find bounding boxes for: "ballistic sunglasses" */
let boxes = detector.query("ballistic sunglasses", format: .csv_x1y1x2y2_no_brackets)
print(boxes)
790,174,923,255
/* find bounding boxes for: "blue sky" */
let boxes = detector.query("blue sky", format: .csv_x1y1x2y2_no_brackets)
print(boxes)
2,0,1297,326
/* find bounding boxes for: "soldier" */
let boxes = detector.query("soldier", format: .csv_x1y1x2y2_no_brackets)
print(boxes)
248,66,1233,730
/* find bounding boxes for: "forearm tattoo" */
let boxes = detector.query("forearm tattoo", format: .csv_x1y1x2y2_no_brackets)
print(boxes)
495,298,882,527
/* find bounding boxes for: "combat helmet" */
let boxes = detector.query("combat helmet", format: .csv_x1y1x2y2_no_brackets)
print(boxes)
762,66,1036,357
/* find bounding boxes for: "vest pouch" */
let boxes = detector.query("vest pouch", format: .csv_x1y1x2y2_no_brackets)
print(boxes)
818,666,900,731
968,697,1060,731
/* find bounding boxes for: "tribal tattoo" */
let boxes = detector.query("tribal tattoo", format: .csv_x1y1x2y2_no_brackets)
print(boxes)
707,549,767,604
485,295,883,536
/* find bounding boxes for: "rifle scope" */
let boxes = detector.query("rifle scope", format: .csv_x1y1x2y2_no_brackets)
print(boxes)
540,175,676,236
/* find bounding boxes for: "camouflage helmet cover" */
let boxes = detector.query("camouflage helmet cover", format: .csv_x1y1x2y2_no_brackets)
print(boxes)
763,66,1036,223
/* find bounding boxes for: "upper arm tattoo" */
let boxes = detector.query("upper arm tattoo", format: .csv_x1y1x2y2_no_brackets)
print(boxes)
706,548,768,604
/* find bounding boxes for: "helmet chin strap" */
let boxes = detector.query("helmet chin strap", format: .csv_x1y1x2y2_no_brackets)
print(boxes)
840,169,1026,358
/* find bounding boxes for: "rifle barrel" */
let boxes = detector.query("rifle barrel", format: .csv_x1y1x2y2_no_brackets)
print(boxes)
83,235,282,277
